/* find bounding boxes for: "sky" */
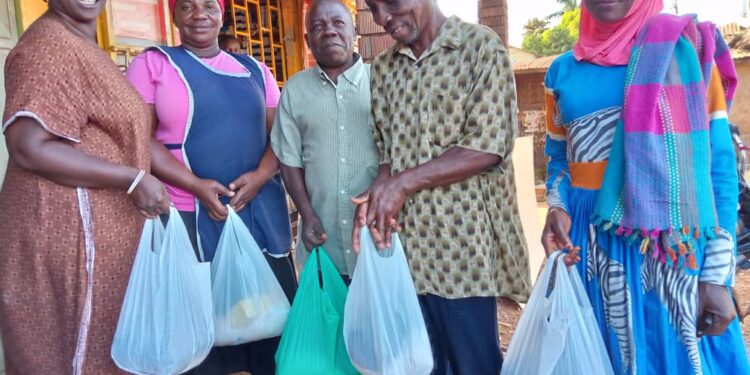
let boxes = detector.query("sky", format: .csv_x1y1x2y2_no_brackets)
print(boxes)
438,0,747,48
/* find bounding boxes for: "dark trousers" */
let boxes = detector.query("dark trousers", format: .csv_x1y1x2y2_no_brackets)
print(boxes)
164,211,298,375
419,294,503,375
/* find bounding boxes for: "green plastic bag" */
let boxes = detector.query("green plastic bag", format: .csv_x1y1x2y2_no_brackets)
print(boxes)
275,247,358,375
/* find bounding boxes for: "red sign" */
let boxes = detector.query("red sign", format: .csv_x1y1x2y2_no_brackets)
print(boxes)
110,0,167,43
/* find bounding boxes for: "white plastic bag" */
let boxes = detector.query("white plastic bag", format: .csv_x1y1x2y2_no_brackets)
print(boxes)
112,207,214,375
501,251,614,375
211,206,290,346
343,227,433,375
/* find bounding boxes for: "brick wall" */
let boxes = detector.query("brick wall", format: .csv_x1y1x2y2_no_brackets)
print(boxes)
355,0,393,62
477,0,509,47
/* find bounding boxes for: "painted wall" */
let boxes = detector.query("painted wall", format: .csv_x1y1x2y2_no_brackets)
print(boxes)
19,0,45,30
733,60,750,139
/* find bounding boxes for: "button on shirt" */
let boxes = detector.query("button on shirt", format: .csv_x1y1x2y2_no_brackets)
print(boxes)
271,55,379,276
370,17,531,300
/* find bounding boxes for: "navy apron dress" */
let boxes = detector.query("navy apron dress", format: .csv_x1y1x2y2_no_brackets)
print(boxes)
149,46,296,375
151,46,291,262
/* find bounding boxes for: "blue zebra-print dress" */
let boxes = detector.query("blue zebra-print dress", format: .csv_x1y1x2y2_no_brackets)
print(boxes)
543,51,750,375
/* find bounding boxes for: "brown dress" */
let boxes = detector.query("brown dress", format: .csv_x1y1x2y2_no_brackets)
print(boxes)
0,16,151,374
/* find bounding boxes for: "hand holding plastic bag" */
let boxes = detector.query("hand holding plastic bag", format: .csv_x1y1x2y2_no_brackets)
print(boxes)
112,207,214,375
211,206,290,346
275,247,358,375
343,227,433,375
501,251,614,375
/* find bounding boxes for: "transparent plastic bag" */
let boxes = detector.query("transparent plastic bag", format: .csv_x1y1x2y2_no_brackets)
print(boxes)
501,251,614,375
275,247,358,375
211,206,290,346
112,207,214,375
343,227,433,375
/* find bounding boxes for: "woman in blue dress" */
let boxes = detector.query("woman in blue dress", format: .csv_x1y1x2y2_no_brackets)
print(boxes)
541,0,750,374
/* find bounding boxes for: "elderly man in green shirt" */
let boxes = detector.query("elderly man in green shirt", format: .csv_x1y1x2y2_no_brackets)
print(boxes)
271,0,379,283
353,0,531,373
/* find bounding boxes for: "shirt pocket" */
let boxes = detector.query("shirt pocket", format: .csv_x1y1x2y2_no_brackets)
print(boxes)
426,90,464,148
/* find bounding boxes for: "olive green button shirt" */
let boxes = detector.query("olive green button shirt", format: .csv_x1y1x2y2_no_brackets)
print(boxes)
371,17,531,300
271,55,379,276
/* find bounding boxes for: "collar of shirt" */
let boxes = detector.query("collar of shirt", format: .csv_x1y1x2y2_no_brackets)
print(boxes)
315,53,365,87
394,16,463,62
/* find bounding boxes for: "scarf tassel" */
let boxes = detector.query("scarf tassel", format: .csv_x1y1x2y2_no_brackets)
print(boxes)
594,220,707,270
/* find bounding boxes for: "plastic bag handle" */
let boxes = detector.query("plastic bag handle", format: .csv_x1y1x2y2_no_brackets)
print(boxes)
315,247,324,289
545,252,564,298
309,246,327,289
144,209,169,255
224,205,247,258
359,227,404,265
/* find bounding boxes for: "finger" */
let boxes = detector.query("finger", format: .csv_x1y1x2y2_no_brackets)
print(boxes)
369,225,386,250
375,206,388,243
354,201,369,226
389,218,402,232
213,199,228,217
541,230,557,255
552,223,573,250
384,226,393,248
139,209,155,218
350,193,370,205
700,313,728,336
352,204,369,253
365,189,382,227
303,233,316,250
352,223,362,253
564,247,581,266
228,177,244,191
233,202,247,213
215,182,235,197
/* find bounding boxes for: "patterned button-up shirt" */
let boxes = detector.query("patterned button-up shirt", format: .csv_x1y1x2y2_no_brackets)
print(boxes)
370,16,531,300
272,55,380,276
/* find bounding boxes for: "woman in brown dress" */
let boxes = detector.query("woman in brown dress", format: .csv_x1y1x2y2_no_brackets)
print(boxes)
0,0,169,373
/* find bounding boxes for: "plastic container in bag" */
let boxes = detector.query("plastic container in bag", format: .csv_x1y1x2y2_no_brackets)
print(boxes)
211,206,290,346
501,251,615,375
275,247,358,375
343,227,433,375
112,207,214,375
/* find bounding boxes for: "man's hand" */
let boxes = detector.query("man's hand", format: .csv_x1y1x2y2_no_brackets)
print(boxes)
302,213,328,251
351,191,400,253
352,175,408,250
229,171,265,213
698,282,737,337
192,178,234,221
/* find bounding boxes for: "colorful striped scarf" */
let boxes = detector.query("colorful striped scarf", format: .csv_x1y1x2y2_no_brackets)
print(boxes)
592,14,737,269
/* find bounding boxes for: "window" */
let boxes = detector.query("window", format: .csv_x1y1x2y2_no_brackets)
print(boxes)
230,0,287,85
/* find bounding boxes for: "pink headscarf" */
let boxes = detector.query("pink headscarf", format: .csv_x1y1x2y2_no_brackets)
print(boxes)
168,0,225,17
574,0,664,66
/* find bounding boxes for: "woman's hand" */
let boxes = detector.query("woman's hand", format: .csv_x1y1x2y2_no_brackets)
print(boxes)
229,171,265,213
192,178,234,221
697,282,737,337
542,207,580,266
129,174,170,218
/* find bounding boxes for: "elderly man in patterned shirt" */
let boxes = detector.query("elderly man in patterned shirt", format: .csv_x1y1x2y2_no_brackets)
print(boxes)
272,0,380,283
352,0,531,373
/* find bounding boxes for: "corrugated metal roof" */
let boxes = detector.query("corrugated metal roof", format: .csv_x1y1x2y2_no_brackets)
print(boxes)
513,54,559,74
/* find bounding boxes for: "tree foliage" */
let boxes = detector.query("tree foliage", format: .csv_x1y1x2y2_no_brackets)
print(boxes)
547,0,579,20
522,8,580,57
